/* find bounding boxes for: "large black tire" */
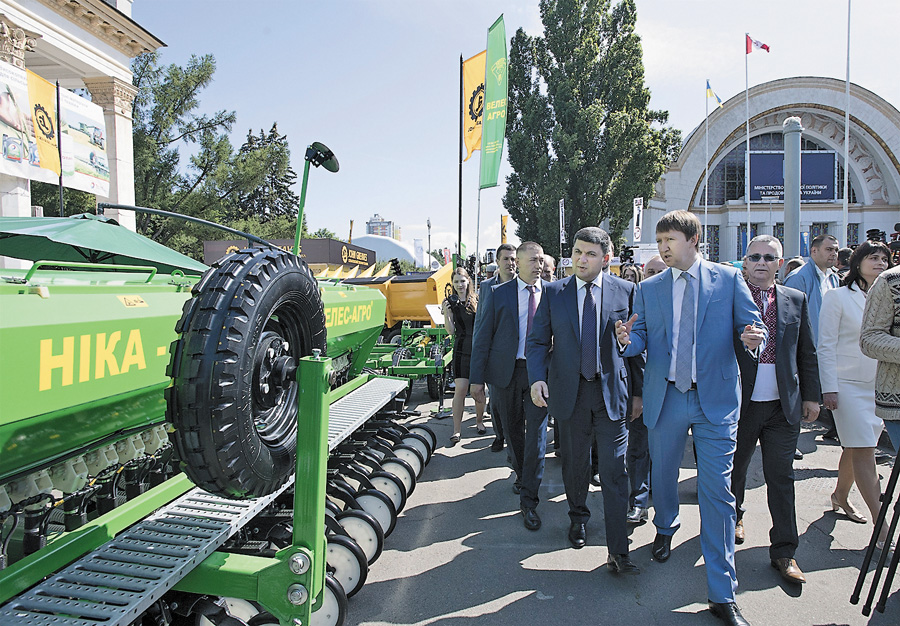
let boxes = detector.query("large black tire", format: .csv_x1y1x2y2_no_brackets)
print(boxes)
166,248,326,499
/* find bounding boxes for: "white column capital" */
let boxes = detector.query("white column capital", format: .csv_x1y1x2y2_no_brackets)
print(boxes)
83,77,139,119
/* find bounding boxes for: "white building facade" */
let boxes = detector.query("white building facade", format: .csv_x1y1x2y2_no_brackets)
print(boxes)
0,0,161,236
639,77,900,261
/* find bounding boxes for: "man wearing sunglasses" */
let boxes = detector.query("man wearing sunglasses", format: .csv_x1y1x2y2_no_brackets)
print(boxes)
732,235,821,585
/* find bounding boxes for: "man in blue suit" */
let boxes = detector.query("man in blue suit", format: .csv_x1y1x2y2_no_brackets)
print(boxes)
476,243,518,452
782,234,840,340
616,211,765,626
471,242,548,531
527,227,640,574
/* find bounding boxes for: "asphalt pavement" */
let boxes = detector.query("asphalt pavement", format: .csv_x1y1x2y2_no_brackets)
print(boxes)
350,383,898,625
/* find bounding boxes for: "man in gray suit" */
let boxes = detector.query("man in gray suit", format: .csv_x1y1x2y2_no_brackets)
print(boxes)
476,243,517,452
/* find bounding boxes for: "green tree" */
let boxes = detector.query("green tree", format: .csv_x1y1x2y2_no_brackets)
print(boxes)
504,0,681,258
130,52,303,259
310,227,337,240
30,183,95,217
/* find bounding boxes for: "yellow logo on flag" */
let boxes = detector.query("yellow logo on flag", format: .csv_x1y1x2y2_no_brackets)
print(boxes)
463,50,486,162
491,57,507,85
26,70,60,175
501,214,508,244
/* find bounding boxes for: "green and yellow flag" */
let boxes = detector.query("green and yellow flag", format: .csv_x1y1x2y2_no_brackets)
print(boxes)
479,15,507,189
463,50,486,162
25,70,60,175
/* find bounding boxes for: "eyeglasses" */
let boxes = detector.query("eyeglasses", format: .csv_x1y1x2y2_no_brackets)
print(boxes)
745,253,780,263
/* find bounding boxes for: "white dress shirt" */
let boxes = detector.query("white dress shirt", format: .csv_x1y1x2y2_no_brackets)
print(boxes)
516,277,542,359
750,289,780,402
575,273,604,374
668,258,701,384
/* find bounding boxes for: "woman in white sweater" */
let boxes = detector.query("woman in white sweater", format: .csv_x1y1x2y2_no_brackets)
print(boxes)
818,241,893,547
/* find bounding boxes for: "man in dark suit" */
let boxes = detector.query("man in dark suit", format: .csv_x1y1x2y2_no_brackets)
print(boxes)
527,227,640,574
476,243,518,452
732,235,820,585
471,242,548,530
617,210,765,626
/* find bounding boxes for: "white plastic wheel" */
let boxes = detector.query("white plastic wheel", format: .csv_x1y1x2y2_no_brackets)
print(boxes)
407,425,437,453
355,491,396,537
326,535,367,597
369,474,405,512
336,510,383,564
380,459,415,497
392,444,424,478
310,574,348,626
401,434,431,465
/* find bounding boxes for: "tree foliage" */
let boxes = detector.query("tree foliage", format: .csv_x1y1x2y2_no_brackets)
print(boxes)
504,0,681,258
30,183,95,217
130,52,304,259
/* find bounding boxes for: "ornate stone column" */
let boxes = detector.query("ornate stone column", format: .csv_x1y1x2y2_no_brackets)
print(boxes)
83,76,138,230
0,16,39,69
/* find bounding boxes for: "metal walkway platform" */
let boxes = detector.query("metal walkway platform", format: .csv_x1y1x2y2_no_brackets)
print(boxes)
0,376,408,626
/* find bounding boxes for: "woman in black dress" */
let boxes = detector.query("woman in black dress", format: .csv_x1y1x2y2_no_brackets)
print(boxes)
441,267,485,446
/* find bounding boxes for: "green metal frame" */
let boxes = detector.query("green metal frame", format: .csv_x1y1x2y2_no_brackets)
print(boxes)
174,354,332,625
366,326,453,380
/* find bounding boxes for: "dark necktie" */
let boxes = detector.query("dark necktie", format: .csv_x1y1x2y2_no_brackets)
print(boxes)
526,285,536,337
581,283,597,380
675,272,694,392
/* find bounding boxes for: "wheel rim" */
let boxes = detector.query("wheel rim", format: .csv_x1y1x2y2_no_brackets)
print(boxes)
380,459,415,497
401,434,431,465
310,575,345,626
251,300,308,450
370,476,405,512
393,445,424,478
408,426,437,453
326,538,365,597
336,513,381,564
355,493,395,536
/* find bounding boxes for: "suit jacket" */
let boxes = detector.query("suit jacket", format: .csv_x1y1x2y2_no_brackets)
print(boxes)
818,284,879,391
470,278,531,387
783,260,839,341
733,284,821,424
477,275,499,304
622,260,764,428
526,274,636,422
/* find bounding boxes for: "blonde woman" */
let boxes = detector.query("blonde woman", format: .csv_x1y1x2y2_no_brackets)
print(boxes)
441,267,486,446
818,241,893,548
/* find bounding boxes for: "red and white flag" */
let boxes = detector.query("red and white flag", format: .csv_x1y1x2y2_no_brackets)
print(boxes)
746,34,770,53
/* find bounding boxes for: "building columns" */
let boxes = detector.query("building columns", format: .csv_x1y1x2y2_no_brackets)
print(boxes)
83,77,138,231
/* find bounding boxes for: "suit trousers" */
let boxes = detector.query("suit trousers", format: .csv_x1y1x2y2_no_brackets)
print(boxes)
486,383,505,442
648,382,738,604
732,399,800,561
627,415,651,509
496,361,547,509
558,376,629,555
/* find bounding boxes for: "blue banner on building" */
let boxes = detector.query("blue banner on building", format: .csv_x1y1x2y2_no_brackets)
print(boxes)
749,152,835,202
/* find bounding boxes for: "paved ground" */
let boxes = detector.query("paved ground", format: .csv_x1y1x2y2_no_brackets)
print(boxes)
350,383,898,625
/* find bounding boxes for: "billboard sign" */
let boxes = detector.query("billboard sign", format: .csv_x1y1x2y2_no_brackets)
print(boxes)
749,151,835,202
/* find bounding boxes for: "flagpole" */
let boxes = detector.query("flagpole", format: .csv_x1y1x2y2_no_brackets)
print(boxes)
842,0,851,244
744,34,751,256
475,189,481,281
55,80,64,217
704,79,709,258
458,54,464,259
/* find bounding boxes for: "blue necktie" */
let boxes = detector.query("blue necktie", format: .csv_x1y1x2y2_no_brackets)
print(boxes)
675,273,694,392
581,283,597,380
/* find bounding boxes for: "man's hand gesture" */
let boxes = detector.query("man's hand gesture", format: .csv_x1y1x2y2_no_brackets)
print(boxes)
531,381,549,408
616,314,638,347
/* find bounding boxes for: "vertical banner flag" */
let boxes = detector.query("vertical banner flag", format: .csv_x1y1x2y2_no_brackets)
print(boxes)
558,199,566,245
479,15,507,189
632,197,644,242
463,50,486,162
500,214,508,243
706,80,724,109
25,70,60,175
746,34,770,53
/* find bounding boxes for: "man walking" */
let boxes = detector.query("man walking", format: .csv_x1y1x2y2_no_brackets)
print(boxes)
616,210,764,626
784,234,840,440
528,227,639,574
476,243,517,452
471,242,548,530
732,235,820,585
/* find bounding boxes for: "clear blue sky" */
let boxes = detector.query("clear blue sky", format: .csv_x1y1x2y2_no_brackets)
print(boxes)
133,0,899,256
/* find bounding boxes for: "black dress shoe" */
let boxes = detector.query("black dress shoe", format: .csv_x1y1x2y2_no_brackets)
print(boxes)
651,533,672,562
708,601,750,626
606,553,640,575
512,482,521,494
521,506,541,531
490,438,504,452
568,522,586,549
626,506,649,524
590,473,601,487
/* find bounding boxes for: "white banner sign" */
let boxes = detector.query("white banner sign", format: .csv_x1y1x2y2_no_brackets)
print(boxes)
559,198,566,244
632,197,644,242
0,60,110,197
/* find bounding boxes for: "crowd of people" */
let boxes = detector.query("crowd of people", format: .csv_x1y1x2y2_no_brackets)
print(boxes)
436,210,898,626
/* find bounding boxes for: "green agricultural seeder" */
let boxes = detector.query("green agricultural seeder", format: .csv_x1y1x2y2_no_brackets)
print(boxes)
0,145,436,626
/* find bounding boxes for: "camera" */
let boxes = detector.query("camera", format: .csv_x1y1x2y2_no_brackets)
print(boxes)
447,294,462,308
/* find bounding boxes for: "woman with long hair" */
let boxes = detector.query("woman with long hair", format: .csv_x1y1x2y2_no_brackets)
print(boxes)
621,264,643,285
818,240,894,549
441,267,486,446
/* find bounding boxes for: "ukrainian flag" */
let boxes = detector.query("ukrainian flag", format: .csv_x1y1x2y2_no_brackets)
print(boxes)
706,80,724,109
